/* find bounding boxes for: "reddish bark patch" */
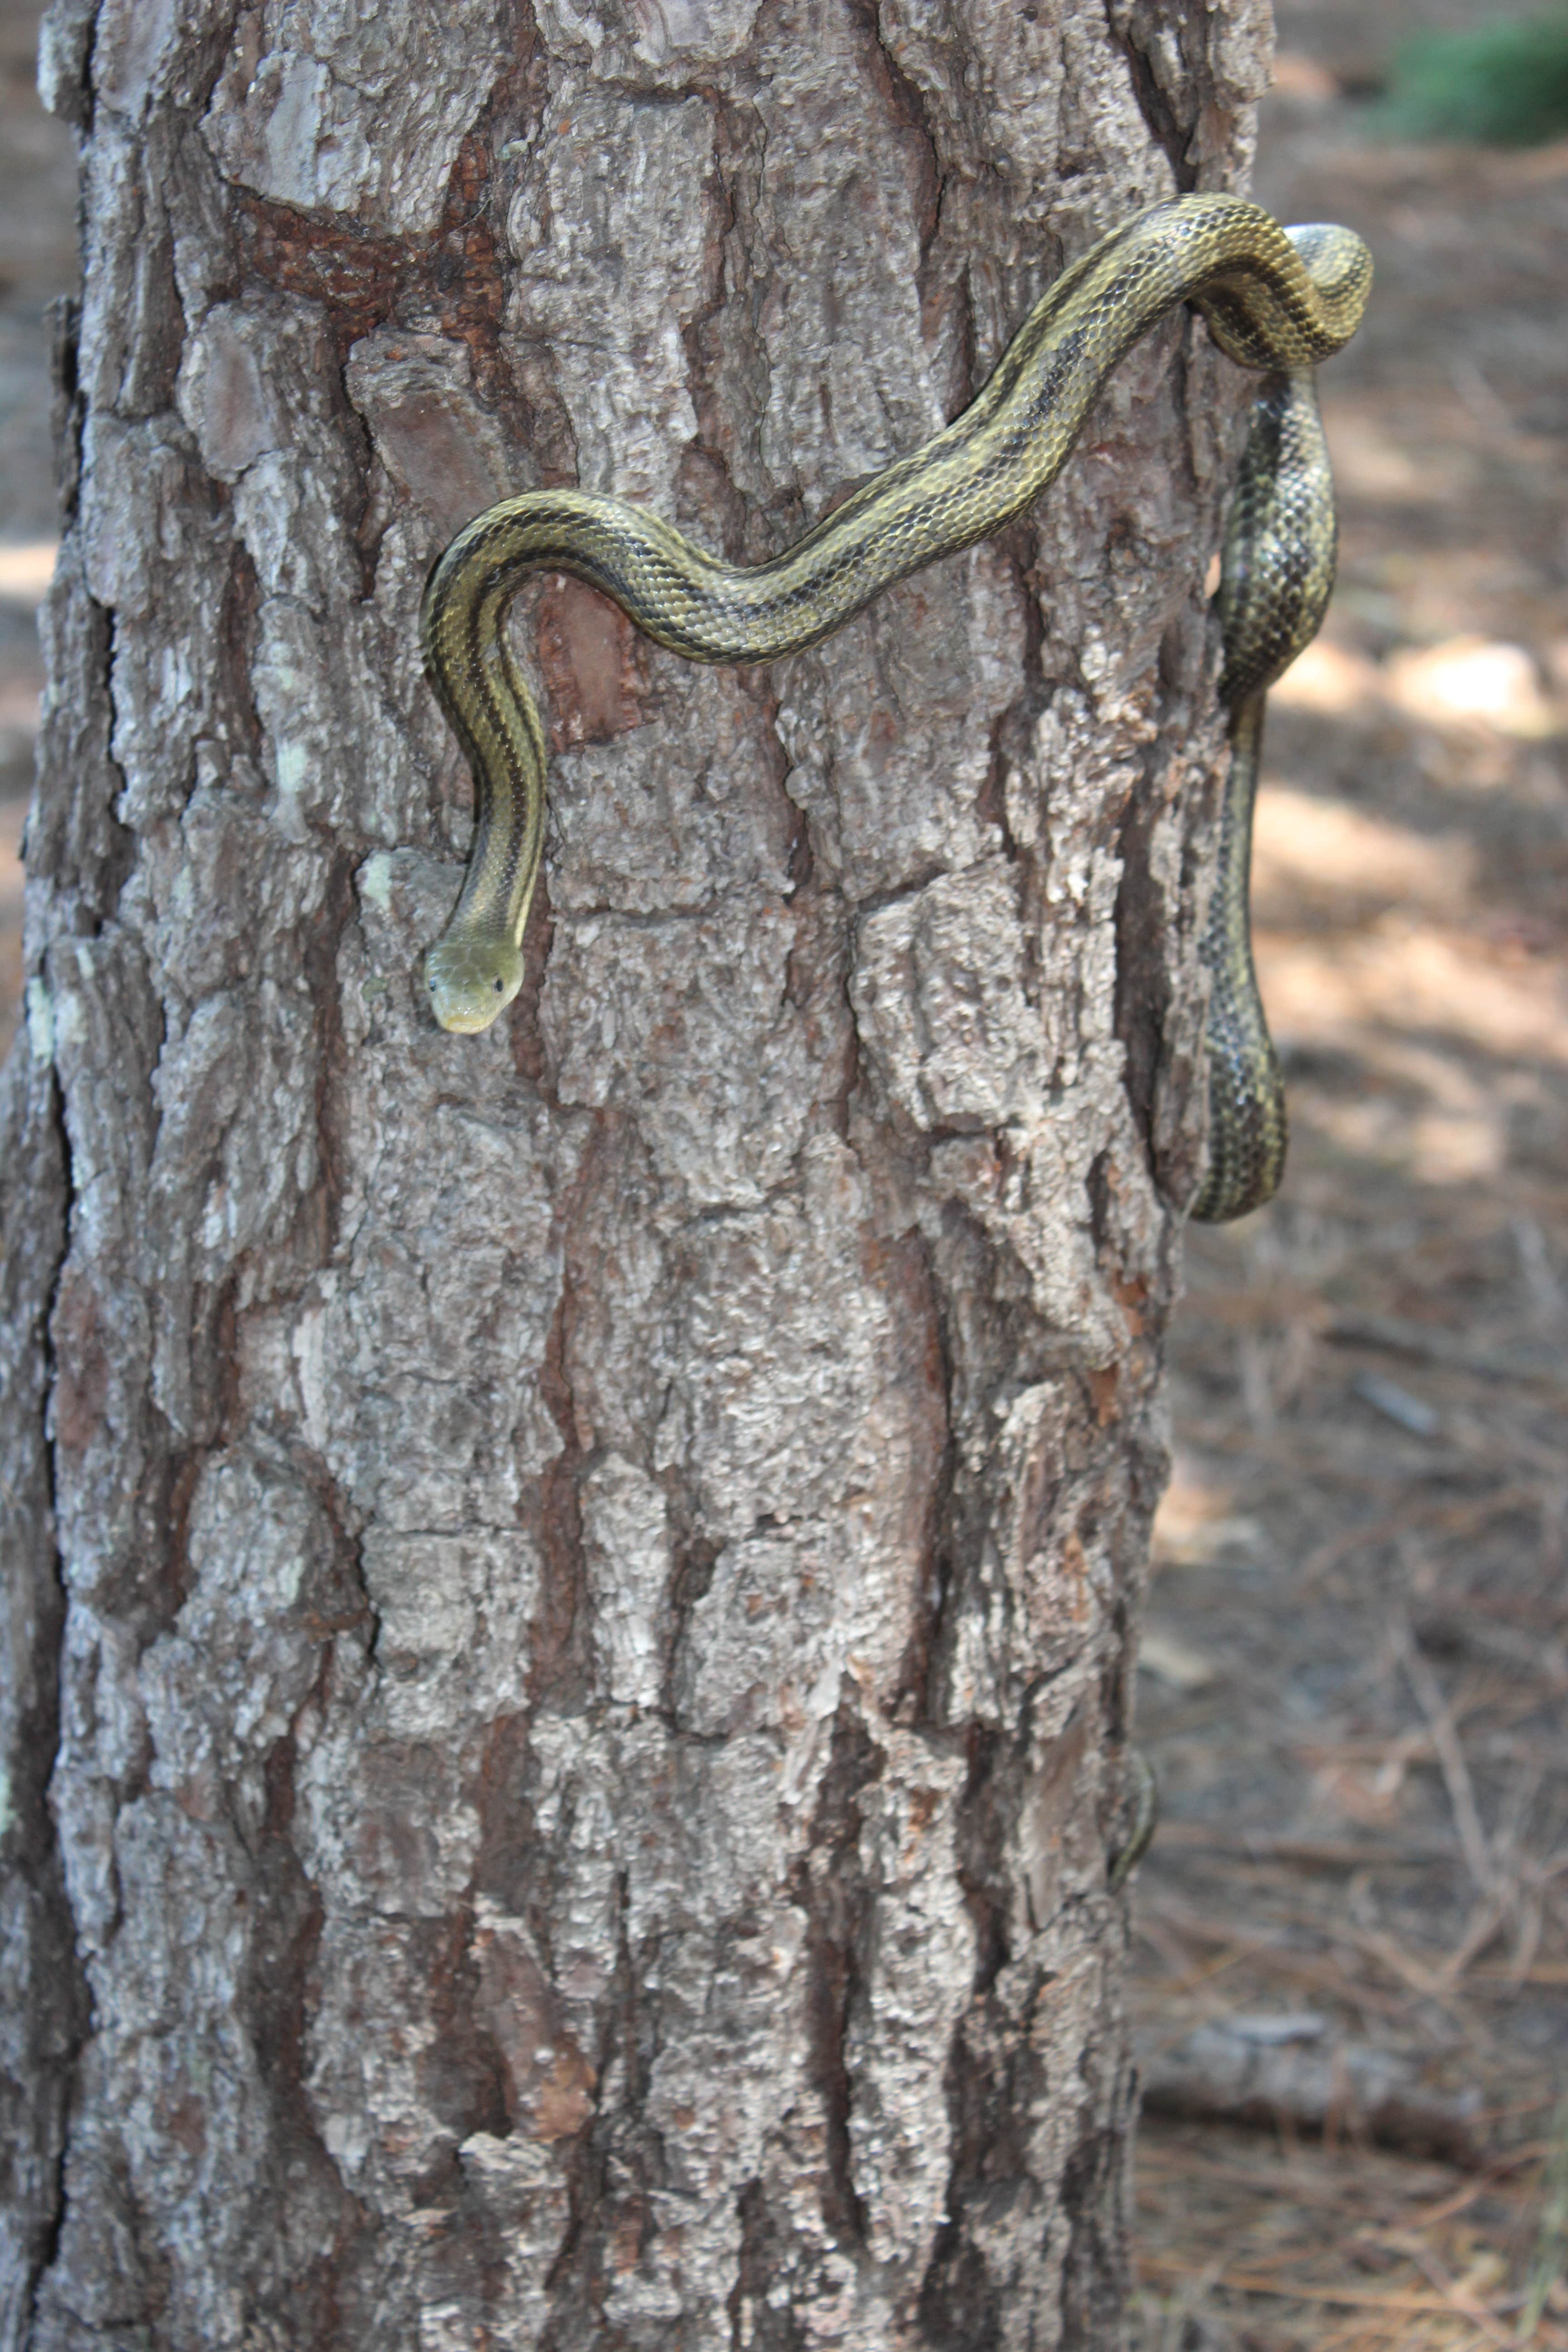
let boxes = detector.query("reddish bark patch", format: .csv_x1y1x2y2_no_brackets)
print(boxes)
1087,1363,1121,1426
535,577,651,748
1111,1272,1148,1336
1058,1530,1091,1619
239,199,404,357
472,1911,596,2141
49,1268,107,1452
237,54,543,408
163,2093,207,2157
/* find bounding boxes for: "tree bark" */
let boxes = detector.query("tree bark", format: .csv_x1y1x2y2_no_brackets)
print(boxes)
3,0,1271,2341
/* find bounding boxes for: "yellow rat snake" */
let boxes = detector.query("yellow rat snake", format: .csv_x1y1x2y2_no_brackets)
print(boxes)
419,193,1371,1221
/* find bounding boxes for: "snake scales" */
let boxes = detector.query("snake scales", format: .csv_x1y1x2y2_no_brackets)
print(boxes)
419,193,1371,1222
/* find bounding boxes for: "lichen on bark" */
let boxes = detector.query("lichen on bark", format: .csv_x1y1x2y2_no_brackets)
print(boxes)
3,0,1271,2342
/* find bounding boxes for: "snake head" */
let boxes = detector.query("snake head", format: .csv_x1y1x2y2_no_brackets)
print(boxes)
424,930,525,1034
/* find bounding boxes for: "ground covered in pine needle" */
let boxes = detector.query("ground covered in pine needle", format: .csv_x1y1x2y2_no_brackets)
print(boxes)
1128,5,1568,2343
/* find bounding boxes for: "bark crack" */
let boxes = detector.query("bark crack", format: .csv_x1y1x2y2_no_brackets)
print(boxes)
531,1125,605,1711
794,1697,883,2254
1102,2,1198,194
891,1225,957,1728
850,0,946,290
19,1069,94,2345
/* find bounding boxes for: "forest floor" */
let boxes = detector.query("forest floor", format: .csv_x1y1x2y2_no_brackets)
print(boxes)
1128,4,1568,2344
0,1,1564,2345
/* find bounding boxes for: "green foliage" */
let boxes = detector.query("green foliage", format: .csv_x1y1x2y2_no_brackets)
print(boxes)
1379,8,1568,147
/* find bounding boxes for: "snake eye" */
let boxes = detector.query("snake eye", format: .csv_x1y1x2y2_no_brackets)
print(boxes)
493,976,504,993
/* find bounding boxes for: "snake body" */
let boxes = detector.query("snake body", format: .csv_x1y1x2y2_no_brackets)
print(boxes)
419,193,1370,1221
1192,368,1340,1218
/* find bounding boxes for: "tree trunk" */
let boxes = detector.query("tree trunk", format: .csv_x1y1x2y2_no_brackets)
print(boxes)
3,0,1271,2341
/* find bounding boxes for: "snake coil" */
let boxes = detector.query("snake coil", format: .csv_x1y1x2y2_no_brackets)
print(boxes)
418,193,1371,1222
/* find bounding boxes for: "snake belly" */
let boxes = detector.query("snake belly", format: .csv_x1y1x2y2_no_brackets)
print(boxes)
418,193,1369,1220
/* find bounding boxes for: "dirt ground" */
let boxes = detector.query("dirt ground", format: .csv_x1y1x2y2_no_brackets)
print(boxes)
1129,5,1568,2343
0,3,1564,2344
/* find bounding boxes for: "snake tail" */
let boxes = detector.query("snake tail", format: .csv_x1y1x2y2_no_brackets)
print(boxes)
1191,368,1340,1222
1109,1750,1160,1891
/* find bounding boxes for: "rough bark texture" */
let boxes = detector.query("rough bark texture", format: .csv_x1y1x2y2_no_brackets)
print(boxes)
2,0,1271,2342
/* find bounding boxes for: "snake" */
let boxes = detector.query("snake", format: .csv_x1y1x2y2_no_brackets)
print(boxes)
1108,1749,1160,1893
418,192,1370,1222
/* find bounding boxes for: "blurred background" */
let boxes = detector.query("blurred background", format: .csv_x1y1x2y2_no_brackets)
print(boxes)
0,0,1564,2342
0,0,71,1028
1130,8,1568,2345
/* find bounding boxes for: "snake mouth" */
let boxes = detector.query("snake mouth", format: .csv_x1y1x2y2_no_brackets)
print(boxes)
424,936,524,1034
